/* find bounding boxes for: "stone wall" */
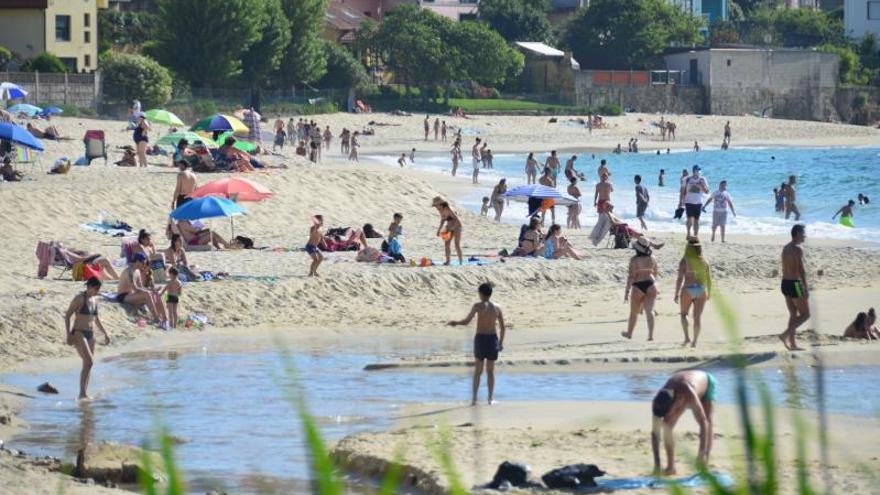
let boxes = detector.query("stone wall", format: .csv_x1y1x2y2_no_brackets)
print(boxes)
834,86,880,124
573,71,706,113
1,71,99,111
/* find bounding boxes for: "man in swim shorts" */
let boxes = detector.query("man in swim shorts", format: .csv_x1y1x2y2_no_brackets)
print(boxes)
306,215,324,277
651,369,715,476
594,172,613,214
832,200,855,225
680,165,709,238
448,282,507,406
779,223,809,351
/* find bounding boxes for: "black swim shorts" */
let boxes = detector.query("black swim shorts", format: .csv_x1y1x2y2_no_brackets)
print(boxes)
474,334,499,361
781,279,804,299
685,203,702,219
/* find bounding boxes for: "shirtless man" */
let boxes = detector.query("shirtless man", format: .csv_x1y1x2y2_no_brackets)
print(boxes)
594,172,613,214
64,277,111,399
471,139,482,183
544,150,561,186
597,159,610,180
117,253,165,326
651,369,715,475
424,115,430,141
448,282,506,406
171,160,197,209
398,153,407,168
779,223,810,351
832,200,856,224
564,155,580,182
306,215,324,277
567,177,582,229
538,167,556,224
784,175,801,221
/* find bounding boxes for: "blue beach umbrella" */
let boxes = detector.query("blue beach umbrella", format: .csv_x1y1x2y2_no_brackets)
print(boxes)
8,103,42,117
0,122,44,151
40,106,64,117
0,82,28,101
170,196,246,238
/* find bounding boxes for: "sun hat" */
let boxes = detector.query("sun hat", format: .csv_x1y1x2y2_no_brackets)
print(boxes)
633,237,652,255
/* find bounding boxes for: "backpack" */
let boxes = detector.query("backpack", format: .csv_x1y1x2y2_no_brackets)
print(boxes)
611,225,631,249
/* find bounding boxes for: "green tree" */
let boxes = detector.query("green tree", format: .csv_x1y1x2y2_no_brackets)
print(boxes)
562,0,702,70
857,33,880,83
771,8,843,47
377,4,452,99
146,0,260,86
478,0,552,43
316,42,373,92
98,9,157,54
240,0,291,84
277,0,328,86
23,52,67,72
0,45,11,71
100,51,173,107
448,21,523,87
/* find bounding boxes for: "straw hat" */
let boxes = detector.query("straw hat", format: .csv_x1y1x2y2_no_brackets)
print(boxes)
431,196,446,208
633,237,652,255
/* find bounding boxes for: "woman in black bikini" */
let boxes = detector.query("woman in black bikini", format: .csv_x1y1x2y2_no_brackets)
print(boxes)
64,277,110,400
623,237,659,341
432,196,463,265
133,115,150,167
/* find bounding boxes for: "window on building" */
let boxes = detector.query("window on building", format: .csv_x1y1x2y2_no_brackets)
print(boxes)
84,31,91,43
56,15,71,42
84,54,91,68
60,57,77,72
870,2,880,20
84,13,90,27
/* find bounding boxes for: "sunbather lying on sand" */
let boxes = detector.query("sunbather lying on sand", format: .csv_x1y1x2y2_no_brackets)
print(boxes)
176,220,232,249
55,244,120,280
26,122,63,140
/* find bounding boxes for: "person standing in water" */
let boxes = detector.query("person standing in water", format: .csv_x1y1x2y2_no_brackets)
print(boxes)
64,277,111,400
651,370,715,475
525,152,538,184
674,238,712,347
779,224,810,351
635,174,650,231
680,165,709,238
448,282,506,406
490,179,507,222
784,175,800,221
545,150,561,186
622,238,658,341
703,180,736,243
658,169,665,187
832,200,856,225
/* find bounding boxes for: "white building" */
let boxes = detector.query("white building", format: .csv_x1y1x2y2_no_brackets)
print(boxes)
844,0,880,38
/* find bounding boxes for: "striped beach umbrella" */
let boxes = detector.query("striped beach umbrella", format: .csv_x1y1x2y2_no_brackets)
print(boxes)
503,184,579,206
0,82,28,101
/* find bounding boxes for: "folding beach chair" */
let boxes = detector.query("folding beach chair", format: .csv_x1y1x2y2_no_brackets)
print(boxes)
14,145,42,173
83,130,107,165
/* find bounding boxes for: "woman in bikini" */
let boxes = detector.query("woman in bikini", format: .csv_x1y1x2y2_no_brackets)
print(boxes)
623,237,659,341
164,234,200,280
539,224,582,260
525,152,538,184
64,277,110,399
133,115,150,167
432,197,463,265
674,237,712,347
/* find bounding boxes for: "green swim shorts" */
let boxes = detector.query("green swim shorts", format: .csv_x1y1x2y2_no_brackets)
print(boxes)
704,371,717,402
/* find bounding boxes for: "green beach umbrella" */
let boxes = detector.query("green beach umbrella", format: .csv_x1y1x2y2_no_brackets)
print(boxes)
157,131,217,148
214,131,257,154
144,109,185,127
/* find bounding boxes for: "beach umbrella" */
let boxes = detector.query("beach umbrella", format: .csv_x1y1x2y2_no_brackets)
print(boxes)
144,108,184,127
213,131,257,154
8,103,42,117
189,177,275,203
0,122,44,151
191,114,248,134
157,131,217,149
0,82,27,101
39,106,63,117
170,196,246,238
503,184,579,205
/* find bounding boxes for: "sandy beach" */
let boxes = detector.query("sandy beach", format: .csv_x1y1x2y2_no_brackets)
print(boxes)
1,112,878,492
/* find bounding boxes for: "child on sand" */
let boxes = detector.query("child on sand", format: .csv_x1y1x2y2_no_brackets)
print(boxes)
306,215,324,277
448,283,506,406
160,267,182,329
481,197,490,217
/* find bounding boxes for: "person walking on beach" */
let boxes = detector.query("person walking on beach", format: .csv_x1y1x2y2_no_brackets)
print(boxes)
451,145,461,177
779,224,810,351
525,152,538,184
784,175,800,221
441,121,447,141
340,128,350,155
306,215,324,277
680,165,709,238
424,115,430,141
490,179,507,222
323,126,332,151
635,174,650,231
471,139,482,184
651,370,715,475
448,282,506,406
723,121,731,145
832,200,856,226
674,238,712,347
65,277,111,400
433,197,464,265
594,172,613,214
349,132,359,162
703,180,736,243
622,238,658,341
667,121,677,140
567,177,582,230
434,118,440,140
133,115,150,167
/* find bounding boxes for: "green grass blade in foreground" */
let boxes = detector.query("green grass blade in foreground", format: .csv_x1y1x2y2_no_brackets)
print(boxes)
158,428,185,495
377,448,405,495
429,428,468,495
277,347,343,495
758,384,778,494
138,440,158,495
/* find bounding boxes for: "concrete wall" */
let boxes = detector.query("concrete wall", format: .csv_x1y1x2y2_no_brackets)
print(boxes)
45,0,99,72
1,71,99,110
834,85,880,123
573,72,706,113
844,0,880,38
0,10,46,62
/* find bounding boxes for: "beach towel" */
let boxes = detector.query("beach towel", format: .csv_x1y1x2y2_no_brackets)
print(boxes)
590,214,611,246
120,239,139,263
82,222,130,237
36,241,52,278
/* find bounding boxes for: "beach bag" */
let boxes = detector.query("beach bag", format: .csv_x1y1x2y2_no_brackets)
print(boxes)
611,225,631,249
235,235,254,249
82,263,103,281
72,262,85,281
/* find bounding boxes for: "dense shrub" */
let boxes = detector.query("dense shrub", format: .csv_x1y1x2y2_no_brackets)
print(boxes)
0,45,11,71
100,51,173,107
22,52,67,72
596,103,623,116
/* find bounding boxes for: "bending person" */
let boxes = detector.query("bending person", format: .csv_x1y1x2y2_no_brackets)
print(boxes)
651,370,715,476
674,238,712,347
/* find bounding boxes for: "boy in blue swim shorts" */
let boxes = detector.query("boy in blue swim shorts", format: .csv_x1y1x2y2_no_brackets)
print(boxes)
448,283,507,406
306,215,324,277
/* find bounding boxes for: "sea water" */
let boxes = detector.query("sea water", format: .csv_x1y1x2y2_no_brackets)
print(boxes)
3,343,879,493
368,147,880,240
